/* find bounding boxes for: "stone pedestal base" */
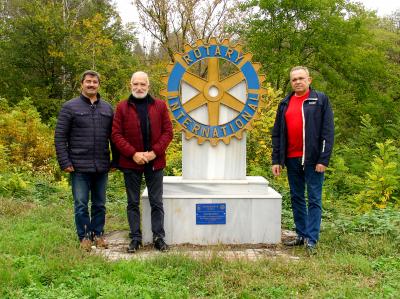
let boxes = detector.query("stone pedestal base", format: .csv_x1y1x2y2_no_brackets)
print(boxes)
141,176,282,245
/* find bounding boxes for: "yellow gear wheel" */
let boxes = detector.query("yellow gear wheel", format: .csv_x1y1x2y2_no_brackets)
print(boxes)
161,38,267,146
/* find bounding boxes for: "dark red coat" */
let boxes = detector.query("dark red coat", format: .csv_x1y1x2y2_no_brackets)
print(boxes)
111,96,173,171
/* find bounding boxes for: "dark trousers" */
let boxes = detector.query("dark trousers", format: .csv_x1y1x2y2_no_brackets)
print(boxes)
286,158,324,245
122,168,165,242
70,172,108,240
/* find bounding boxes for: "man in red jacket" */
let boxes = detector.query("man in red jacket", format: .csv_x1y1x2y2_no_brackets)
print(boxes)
112,71,173,253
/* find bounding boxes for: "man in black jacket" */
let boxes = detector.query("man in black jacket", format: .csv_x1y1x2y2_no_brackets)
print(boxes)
271,66,334,254
55,70,114,251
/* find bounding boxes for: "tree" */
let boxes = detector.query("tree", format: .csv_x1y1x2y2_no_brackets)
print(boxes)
135,0,237,61
0,0,140,119
236,0,400,140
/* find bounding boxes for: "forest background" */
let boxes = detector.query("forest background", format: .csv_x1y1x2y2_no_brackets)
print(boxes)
0,0,400,297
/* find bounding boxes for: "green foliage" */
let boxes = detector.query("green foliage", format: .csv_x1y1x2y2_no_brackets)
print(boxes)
67,12,140,104
238,0,372,90
0,172,29,198
0,0,140,120
0,170,70,201
339,114,381,176
0,144,8,172
331,207,400,243
165,130,182,176
237,0,400,141
323,154,363,203
323,112,400,212
106,171,127,203
247,85,281,175
354,140,400,211
0,98,56,174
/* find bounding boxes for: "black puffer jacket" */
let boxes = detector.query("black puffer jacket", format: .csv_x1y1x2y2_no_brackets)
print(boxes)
55,94,114,173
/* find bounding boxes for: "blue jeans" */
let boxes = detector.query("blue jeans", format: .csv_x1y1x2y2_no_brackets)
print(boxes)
286,158,324,245
122,167,165,242
71,172,108,240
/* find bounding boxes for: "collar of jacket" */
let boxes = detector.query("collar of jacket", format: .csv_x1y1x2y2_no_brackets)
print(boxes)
128,94,155,105
80,93,101,105
282,87,318,105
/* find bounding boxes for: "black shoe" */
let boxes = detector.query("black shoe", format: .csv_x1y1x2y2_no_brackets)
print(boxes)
306,243,317,255
154,237,169,252
283,236,305,246
127,240,142,253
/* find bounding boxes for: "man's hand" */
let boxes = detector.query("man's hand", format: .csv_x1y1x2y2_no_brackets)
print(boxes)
143,151,156,162
133,152,148,165
63,166,74,173
315,164,326,173
272,164,282,176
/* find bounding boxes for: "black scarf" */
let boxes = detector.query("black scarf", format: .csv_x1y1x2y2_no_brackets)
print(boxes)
129,94,151,151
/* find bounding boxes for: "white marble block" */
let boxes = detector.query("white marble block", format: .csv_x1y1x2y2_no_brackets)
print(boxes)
182,134,247,180
141,176,282,245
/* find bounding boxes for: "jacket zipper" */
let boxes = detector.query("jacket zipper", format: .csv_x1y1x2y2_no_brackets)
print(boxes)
91,104,96,170
301,99,307,166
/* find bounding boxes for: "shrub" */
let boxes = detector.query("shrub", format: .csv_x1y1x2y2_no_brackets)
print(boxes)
164,130,182,176
0,144,8,172
247,86,282,174
332,207,400,242
324,154,364,201
354,140,400,212
0,98,56,176
0,172,30,198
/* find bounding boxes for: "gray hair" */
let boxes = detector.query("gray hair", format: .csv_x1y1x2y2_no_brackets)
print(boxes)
131,71,149,84
290,66,310,77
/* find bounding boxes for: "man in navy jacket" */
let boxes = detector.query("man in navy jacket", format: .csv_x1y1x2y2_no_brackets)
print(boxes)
271,66,334,253
55,70,114,251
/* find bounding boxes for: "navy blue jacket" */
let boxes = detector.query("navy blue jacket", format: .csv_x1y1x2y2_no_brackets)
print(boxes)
55,94,115,173
271,88,334,167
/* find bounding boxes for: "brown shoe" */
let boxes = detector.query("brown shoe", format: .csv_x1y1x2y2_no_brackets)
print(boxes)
80,238,92,251
94,235,108,249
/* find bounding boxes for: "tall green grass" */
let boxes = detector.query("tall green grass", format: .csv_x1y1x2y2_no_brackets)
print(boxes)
1,188,399,298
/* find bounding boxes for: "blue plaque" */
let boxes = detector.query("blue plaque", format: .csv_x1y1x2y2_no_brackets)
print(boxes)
196,203,226,225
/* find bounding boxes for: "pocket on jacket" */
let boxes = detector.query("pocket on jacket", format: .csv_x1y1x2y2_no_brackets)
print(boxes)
74,112,90,128
100,112,112,129
305,100,322,111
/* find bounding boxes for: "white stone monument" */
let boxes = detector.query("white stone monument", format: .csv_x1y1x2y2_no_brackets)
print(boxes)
142,38,282,245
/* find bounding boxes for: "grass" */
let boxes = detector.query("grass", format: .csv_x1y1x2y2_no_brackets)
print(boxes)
0,184,399,298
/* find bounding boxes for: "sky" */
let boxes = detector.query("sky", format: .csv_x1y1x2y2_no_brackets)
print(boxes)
358,0,399,16
115,0,138,28
115,0,400,24
114,0,399,46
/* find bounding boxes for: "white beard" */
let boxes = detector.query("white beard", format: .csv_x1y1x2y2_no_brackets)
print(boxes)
133,91,148,99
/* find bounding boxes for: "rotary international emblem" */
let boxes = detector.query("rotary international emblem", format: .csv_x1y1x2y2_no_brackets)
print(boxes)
161,38,267,145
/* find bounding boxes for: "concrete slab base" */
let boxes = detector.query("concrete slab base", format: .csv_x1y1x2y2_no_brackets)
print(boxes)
141,176,282,245
92,230,300,261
